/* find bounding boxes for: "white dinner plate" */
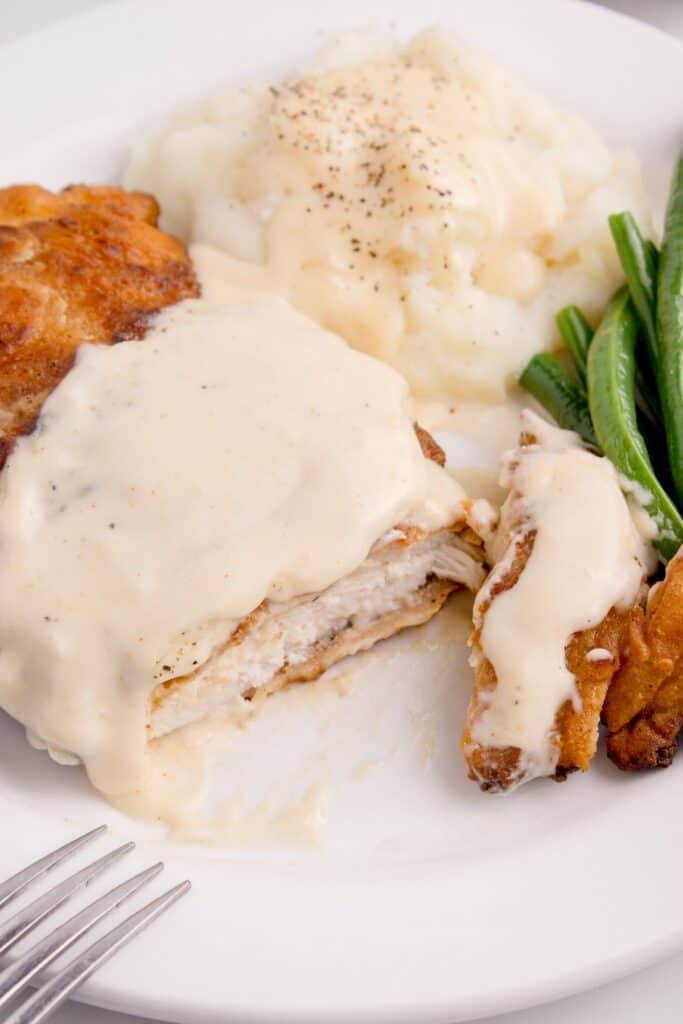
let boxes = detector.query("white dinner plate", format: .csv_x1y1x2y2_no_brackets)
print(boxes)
1,1,683,1021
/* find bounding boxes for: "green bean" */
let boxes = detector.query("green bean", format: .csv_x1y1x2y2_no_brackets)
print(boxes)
608,212,661,426
519,354,597,447
556,305,592,385
587,287,683,561
556,299,659,426
656,151,683,509
608,212,659,373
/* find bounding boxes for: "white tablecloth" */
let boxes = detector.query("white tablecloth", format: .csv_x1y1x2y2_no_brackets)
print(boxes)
1,1,682,1021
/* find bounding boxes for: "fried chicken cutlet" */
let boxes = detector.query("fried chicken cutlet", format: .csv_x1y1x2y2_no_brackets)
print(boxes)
462,411,652,791
0,185,489,756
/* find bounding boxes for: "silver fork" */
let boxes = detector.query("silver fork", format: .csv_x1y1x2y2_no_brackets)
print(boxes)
0,826,190,1024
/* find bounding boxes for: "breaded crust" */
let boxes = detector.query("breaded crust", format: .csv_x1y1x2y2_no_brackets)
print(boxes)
0,184,198,465
604,554,683,770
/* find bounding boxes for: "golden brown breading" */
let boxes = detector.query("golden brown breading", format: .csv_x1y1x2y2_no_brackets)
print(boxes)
0,184,198,466
604,554,683,770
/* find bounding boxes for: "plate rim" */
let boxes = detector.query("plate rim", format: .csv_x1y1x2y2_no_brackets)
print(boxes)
1,1,683,1022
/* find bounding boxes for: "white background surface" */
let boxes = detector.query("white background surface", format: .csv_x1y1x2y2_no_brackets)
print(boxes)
1,1,682,1022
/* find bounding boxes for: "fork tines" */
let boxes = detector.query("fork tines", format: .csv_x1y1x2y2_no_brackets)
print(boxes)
0,826,190,1024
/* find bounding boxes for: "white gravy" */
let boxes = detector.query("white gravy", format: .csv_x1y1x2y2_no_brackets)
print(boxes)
0,249,465,809
472,411,653,785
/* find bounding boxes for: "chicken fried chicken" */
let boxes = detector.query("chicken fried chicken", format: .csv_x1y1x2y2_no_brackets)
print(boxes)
0,184,490,749
462,412,651,791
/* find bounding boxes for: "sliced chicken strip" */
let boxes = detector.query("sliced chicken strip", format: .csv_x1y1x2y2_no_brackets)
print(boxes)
462,411,652,792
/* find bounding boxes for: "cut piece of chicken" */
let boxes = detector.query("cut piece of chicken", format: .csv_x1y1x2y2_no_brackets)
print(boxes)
150,521,487,738
604,551,683,770
0,183,198,466
462,411,652,792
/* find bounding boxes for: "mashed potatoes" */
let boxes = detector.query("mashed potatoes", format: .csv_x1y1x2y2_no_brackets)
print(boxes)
126,29,650,404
